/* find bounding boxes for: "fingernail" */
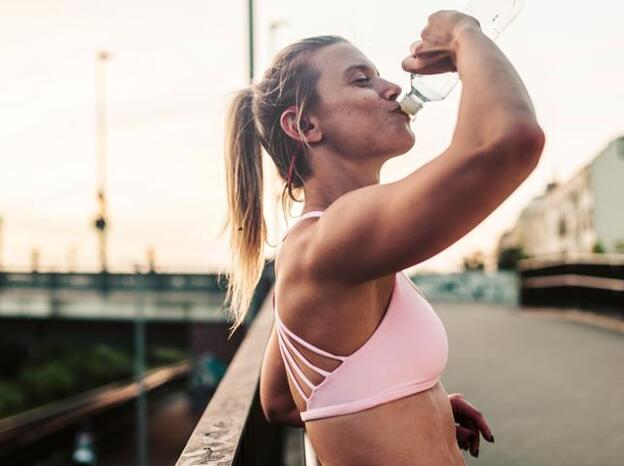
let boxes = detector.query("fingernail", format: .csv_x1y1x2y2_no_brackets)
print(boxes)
476,448,479,457
491,434,495,443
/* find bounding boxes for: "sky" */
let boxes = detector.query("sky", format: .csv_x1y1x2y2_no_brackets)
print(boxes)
0,0,622,274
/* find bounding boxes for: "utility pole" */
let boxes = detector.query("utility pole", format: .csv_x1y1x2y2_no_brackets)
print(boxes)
94,50,111,273
147,247,156,273
133,264,147,466
67,243,77,273
31,248,40,273
268,20,288,248
248,0,254,83
0,216,3,271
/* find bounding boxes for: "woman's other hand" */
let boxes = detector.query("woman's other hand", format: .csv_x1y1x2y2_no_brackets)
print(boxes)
401,10,481,75
448,392,494,458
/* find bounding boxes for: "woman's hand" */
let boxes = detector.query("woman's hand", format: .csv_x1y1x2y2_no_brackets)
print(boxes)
401,10,481,75
448,392,494,458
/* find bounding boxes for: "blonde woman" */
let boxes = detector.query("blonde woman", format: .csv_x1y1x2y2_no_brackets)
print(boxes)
223,10,544,466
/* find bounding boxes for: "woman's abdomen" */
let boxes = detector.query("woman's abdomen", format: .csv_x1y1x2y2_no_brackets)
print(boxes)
304,382,465,466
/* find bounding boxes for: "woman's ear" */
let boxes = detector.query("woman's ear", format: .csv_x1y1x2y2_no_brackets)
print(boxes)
280,106,322,144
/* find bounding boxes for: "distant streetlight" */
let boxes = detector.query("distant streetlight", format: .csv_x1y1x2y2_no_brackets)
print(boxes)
0,216,3,270
133,265,148,466
67,243,77,273
268,19,288,249
268,19,288,59
31,248,40,273
147,247,156,273
248,0,254,83
94,50,111,273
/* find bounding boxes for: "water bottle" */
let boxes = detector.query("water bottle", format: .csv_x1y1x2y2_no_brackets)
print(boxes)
399,0,525,116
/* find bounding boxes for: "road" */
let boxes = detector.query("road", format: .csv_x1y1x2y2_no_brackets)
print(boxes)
435,301,624,466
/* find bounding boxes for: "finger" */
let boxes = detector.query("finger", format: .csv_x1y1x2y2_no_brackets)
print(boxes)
467,411,494,443
401,54,455,75
455,398,494,443
409,40,423,55
461,418,480,456
455,425,475,454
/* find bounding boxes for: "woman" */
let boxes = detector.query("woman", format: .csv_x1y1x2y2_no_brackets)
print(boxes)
222,10,544,466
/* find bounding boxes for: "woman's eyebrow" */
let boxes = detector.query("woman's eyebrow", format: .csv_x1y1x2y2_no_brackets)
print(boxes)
343,64,380,78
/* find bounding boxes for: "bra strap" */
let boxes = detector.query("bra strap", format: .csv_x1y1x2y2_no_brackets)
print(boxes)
274,309,347,361
275,322,332,377
281,210,325,242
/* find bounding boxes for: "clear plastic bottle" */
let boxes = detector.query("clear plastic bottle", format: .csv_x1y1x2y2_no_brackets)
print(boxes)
400,0,525,116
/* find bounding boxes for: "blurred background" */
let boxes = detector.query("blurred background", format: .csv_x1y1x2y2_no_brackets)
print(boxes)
0,1,622,465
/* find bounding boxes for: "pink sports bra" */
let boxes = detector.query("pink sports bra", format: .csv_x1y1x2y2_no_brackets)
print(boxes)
273,210,449,422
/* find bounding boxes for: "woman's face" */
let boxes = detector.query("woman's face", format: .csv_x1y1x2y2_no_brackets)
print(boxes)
307,42,415,160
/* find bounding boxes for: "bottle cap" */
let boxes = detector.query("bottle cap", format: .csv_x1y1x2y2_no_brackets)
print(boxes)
399,94,423,116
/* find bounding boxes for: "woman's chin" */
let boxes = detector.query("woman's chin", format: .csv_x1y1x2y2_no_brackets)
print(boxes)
391,134,416,156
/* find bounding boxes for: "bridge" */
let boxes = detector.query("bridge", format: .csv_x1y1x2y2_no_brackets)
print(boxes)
176,257,623,466
0,271,227,322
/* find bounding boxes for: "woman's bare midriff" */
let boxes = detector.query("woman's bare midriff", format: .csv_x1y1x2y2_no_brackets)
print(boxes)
275,232,464,466
304,382,466,466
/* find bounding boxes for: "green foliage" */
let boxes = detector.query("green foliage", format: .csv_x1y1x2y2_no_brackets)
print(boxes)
615,239,624,253
592,241,606,253
0,383,26,418
18,360,75,406
0,344,137,419
149,346,187,366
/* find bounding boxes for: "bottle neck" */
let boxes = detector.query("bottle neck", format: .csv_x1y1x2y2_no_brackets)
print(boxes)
399,92,424,116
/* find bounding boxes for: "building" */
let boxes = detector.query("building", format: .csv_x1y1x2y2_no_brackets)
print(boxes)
498,136,624,258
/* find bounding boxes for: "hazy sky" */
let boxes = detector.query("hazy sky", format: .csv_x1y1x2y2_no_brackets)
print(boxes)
1,0,622,273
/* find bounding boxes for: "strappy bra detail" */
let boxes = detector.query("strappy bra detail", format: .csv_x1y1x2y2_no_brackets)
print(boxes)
273,210,449,422
281,210,325,242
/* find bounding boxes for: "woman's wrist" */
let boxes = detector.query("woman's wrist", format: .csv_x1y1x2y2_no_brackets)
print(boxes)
450,23,485,64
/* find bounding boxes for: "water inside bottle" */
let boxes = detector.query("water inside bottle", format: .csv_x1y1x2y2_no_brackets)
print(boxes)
410,72,460,103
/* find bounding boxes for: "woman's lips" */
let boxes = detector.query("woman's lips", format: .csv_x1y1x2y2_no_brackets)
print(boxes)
392,104,410,119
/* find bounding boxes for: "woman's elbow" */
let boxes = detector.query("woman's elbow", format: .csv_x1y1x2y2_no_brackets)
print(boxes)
259,392,290,424
498,121,546,163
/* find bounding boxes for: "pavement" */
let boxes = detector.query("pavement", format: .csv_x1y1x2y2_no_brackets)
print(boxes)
435,301,624,466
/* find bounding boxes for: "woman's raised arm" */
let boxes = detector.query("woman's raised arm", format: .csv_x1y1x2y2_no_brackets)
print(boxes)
302,12,545,284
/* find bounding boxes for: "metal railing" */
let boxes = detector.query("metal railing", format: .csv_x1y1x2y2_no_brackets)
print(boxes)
0,271,224,293
518,253,624,316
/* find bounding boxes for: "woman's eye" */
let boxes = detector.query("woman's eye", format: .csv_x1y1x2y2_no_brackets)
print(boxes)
354,76,371,84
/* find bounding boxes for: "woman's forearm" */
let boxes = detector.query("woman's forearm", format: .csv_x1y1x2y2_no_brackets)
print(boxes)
451,26,542,152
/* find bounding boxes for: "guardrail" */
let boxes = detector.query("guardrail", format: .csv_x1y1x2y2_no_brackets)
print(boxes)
0,271,224,293
518,254,624,316
0,361,190,459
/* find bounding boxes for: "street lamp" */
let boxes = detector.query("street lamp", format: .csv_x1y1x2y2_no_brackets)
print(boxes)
0,216,3,271
248,0,254,83
94,50,111,273
267,20,288,251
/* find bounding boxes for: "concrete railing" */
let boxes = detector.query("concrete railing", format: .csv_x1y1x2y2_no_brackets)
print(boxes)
175,286,286,465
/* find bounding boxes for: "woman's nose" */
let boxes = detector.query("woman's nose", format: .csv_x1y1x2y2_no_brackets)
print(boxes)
382,80,403,101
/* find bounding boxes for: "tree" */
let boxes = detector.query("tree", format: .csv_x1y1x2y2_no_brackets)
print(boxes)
592,241,605,253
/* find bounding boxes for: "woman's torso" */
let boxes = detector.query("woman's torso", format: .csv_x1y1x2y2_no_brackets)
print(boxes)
274,219,465,466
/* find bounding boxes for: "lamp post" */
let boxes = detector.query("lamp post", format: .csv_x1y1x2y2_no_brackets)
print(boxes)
0,216,3,271
268,20,288,248
94,50,110,273
134,264,147,466
248,0,254,83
